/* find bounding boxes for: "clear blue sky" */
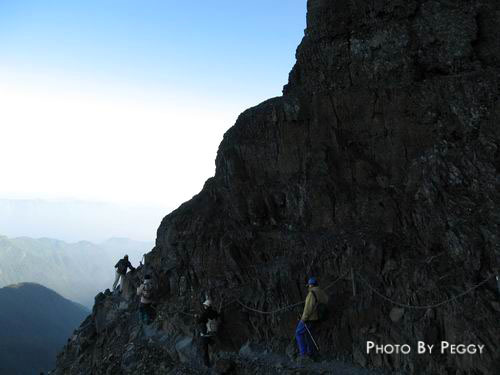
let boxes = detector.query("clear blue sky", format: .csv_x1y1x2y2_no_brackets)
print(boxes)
0,1,306,213
0,0,306,101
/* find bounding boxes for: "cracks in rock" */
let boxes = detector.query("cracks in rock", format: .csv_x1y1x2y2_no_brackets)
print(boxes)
470,10,483,66
347,33,354,87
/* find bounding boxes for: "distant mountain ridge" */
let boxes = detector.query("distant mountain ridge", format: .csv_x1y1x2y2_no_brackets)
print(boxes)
0,235,153,307
0,198,170,242
0,282,88,375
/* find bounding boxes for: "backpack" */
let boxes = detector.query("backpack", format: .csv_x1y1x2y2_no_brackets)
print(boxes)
311,290,329,322
206,318,219,335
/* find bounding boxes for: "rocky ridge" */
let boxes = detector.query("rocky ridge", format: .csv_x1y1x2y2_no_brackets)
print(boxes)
54,0,499,374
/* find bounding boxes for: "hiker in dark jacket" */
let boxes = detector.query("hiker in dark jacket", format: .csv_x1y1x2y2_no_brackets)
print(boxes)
113,255,135,291
136,274,155,324
196,299,220,367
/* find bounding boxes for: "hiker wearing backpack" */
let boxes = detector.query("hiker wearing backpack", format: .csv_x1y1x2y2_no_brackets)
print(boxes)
113,255,135,291
295,277,329,361
196,299,220,367
136,275,155,324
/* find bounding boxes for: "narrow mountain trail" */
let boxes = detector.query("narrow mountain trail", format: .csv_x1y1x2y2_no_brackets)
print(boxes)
133,317,398,375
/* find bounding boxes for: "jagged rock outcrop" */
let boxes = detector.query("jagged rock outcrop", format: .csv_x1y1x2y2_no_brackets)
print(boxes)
55,0,499,374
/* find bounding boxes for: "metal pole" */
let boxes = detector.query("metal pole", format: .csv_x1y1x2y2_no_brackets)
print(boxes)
304,322,320,352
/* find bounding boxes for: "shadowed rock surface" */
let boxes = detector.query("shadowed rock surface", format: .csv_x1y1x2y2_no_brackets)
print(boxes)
54,0,499,374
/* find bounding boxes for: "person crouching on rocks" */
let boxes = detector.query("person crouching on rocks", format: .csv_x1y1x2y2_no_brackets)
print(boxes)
137,275,155,324
113,254,135,292
295,276,329,362
196,299,220,367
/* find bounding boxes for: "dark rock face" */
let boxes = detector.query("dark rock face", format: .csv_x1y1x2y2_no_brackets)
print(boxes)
55,1,499,374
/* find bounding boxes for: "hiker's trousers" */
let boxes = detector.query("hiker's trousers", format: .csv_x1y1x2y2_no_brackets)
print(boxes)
113,271,125,290
201,336,214,366
295,320,317,356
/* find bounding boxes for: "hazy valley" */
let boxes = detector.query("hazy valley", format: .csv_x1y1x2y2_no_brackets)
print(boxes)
0,235,153,307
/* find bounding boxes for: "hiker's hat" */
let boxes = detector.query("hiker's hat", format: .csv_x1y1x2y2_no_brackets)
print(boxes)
307,277,318,286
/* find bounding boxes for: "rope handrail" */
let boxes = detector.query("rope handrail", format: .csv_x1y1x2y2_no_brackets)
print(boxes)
235,271,494,315
356,273,494,310
160,271,495,317
235,270,350,315
236,299,304,315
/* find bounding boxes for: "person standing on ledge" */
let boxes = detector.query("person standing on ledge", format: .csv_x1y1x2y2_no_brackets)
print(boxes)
296,276,329,361
196,299,220,367
113,254,135,292
137,274,155,324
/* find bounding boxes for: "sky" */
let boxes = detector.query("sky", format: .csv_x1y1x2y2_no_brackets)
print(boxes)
0,1,306,239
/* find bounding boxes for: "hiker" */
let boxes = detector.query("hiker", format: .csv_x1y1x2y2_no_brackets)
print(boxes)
136,274,155,324
295,276,329,360
113,255,135,291
196,299,220,367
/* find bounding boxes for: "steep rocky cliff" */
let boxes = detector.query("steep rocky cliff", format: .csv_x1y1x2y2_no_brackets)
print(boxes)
55,0,499,374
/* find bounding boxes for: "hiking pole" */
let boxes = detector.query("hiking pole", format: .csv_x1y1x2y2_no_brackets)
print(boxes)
304,322,320,352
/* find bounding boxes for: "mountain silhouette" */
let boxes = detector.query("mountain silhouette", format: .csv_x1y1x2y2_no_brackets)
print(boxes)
0,282,88,375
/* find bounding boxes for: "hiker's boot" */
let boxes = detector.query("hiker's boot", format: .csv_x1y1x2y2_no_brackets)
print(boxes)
310,352,321,362
296,355,314,366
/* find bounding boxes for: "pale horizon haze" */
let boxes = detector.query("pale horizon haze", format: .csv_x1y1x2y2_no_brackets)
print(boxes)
0,1,306,240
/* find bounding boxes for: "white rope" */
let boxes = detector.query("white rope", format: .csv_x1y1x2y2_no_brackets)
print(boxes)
236,270,350,315
236,271,494,314
356,273,494,310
